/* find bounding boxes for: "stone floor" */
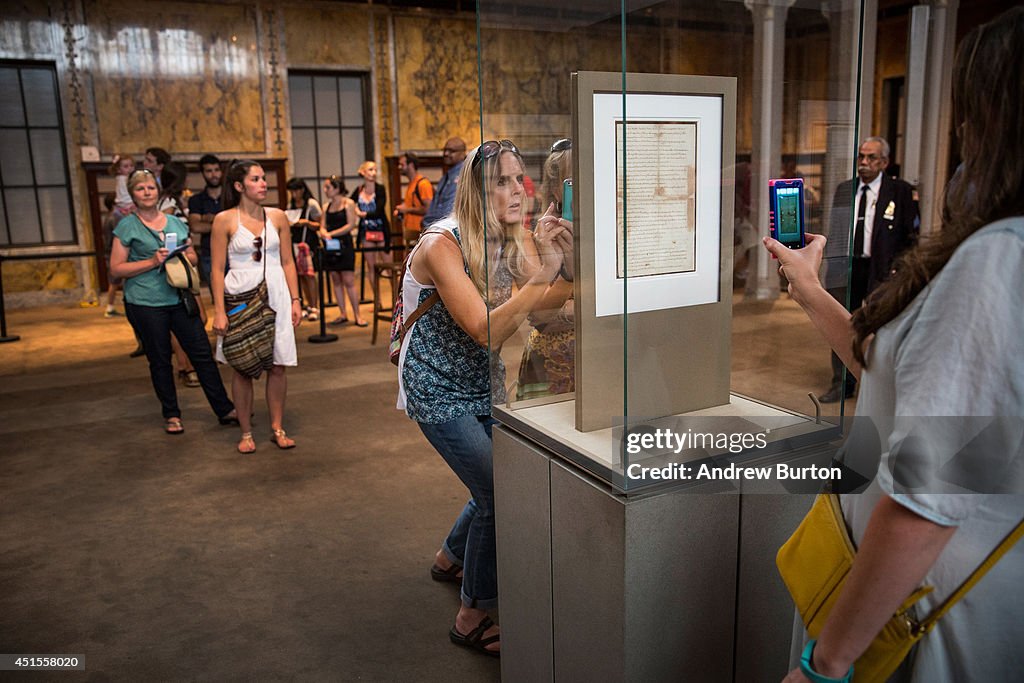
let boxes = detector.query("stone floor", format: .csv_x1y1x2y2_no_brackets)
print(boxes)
0,288,852,680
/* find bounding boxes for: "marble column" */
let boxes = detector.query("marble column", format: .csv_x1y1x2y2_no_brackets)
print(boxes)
917,0,958,235
818,0,868,291
745,0,794,301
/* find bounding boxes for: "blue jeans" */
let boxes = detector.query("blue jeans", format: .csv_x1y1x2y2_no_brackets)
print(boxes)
418,414,497,610
125,302,234,420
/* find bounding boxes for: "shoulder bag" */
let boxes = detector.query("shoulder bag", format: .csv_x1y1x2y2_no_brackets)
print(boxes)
777,492,1024,682
221,229,276,379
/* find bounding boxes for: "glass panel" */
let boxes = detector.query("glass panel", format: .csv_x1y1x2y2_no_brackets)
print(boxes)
0,129,33,185
21,67,59,127
316,128,342,176
288,74,315,127
478,0,856,491
38,187,74,243
341,129,365,177
0,68,25,126
313,76,339,127
30,129,66,185
292,129,318,178
339,77,363,126
5,188,41,244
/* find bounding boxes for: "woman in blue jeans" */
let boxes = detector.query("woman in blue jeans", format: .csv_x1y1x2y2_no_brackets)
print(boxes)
110,169,236,434
397,140,573,656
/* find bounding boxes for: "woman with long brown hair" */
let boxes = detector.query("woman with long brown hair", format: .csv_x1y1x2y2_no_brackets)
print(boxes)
767,8,1024,680
211,160,301,454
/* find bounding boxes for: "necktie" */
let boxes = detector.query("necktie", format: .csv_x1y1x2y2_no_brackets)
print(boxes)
853,185,869,257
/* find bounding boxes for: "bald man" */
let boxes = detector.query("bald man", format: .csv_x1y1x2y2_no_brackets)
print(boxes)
422,136,467,228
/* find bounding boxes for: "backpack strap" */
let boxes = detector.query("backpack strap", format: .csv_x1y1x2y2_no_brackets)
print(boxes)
400,228,460,335
413,176,431,206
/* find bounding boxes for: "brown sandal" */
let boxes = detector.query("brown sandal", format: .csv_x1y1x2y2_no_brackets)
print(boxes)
449,616,500,657
165,418,184,435
270,429,295,449
237,432,256,454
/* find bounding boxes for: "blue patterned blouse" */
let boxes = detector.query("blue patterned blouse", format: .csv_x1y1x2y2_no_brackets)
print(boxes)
402,226,513,424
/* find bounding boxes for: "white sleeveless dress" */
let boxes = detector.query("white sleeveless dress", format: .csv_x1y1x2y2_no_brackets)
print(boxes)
215,214,297,367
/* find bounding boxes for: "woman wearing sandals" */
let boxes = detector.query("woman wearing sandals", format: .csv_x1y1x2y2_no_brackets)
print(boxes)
398,140,572,656
351,160,390,296
319,175,366,327
109,169,237,434
211,160,301,453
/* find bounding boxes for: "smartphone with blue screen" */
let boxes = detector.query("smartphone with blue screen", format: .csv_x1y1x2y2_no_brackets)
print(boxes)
561,179,573,222
768,178,806,252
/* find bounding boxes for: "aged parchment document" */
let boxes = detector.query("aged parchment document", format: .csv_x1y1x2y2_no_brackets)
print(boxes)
615,121,697,278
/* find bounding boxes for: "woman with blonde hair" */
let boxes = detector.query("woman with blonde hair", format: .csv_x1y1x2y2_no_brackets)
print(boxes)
211,160,301,454
350,160,390,294
109,169,236,434
398,139,572,656
517,137,576,399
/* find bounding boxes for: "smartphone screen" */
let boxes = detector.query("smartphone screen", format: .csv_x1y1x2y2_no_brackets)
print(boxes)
164,232,178,252
768,179,805,249
562,179,573,222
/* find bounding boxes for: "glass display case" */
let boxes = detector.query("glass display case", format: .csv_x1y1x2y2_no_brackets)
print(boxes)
475,0,864,491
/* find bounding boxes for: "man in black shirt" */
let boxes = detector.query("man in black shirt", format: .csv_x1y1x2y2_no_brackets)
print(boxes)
187,154,224,285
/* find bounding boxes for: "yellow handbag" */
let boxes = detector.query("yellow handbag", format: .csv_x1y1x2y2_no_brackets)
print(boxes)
777,493,1024,682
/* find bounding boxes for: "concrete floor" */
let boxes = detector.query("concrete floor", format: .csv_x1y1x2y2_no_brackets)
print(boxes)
0,288,850,681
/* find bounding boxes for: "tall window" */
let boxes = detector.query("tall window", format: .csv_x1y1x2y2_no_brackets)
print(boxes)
0,61,75,247
288,71,372,203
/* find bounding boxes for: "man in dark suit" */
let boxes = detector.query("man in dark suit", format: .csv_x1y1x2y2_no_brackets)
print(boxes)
819,136,918,402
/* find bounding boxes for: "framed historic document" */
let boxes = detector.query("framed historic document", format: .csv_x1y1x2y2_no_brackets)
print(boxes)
573,72,737,432
593,93,724,316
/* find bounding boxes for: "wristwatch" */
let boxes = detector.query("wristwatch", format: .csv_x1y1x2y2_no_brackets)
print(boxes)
800,640,853,683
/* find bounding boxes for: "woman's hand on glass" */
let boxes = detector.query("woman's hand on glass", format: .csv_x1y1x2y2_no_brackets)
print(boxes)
762,233,826,307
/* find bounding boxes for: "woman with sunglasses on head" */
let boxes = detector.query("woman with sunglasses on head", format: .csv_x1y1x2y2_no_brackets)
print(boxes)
351,160,390,297
109,169,236,434
517,138,576,400
768,8,1024,681
319,175,365,327
211,160,301,454
398,139,572,657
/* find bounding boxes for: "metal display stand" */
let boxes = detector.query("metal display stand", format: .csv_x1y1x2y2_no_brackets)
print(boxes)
493,425,828,682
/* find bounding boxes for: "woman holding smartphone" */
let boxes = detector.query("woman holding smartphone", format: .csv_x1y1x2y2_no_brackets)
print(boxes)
109,169,236,434
767,8,1024,680
211,160,301,454
398,139,571,657
319,175,365,327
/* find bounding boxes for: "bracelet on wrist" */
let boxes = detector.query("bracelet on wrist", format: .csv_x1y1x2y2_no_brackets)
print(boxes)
800,640,853,683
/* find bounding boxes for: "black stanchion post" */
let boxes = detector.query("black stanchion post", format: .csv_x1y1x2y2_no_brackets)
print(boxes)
0,255,22,343
307,246,337,344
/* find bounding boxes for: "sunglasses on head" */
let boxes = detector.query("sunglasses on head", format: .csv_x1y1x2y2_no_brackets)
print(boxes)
472,140,520,169
252,236,263,262
550,138,572,153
